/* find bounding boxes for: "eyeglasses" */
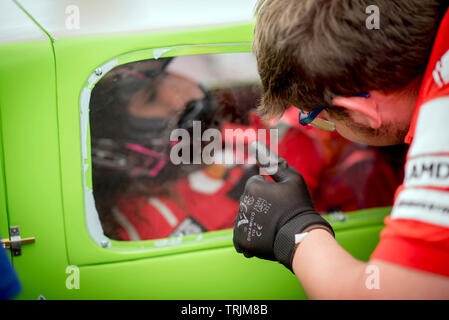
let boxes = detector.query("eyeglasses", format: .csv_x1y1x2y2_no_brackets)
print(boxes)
298,92,371,132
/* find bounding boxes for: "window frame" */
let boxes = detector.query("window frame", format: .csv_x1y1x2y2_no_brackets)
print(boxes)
75,44,269,265
61,42,390,267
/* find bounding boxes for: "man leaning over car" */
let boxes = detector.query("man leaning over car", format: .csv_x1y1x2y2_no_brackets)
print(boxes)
233,0,449,299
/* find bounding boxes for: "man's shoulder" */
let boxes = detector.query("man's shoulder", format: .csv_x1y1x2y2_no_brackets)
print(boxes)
420,8,449,106
406,9,449,144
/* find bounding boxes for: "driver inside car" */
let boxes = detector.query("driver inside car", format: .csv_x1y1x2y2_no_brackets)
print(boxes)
89,55,406,241
90,57,257,240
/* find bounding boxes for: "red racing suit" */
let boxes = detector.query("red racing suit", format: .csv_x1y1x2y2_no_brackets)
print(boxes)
113,110,403,241
371,9,449,277
113,116,332,241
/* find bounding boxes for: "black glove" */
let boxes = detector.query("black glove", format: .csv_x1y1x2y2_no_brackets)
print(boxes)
233,141,334,271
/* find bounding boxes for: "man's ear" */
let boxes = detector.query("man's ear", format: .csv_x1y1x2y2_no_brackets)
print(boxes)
332,95,381,129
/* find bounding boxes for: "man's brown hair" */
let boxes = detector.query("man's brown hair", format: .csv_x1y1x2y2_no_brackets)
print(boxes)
254,0,448,118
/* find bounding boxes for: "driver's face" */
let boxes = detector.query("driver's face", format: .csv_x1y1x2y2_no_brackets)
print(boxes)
127,73,205,119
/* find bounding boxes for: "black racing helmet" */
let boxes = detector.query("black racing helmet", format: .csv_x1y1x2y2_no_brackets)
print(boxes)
90,57,220,184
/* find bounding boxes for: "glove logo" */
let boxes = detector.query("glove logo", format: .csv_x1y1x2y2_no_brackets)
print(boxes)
243,195,255,206
237,203,249,228
237,212,249,228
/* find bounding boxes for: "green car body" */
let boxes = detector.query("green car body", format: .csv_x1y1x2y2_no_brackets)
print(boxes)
0,0,389,299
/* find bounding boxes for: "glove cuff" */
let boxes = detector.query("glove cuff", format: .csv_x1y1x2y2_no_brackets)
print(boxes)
273,212,334,272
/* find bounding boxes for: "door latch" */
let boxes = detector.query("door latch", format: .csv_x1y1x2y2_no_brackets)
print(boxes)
1,226,35,256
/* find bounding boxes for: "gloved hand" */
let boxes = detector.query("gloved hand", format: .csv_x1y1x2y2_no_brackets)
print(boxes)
233,141,334,271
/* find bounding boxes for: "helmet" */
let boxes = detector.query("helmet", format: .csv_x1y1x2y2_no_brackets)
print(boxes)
90,57,219,184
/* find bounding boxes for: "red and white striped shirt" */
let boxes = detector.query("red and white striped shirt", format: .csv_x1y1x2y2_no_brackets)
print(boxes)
371,9,449,277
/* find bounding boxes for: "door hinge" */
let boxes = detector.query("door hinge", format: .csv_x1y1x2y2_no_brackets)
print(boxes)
1,226,35,256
